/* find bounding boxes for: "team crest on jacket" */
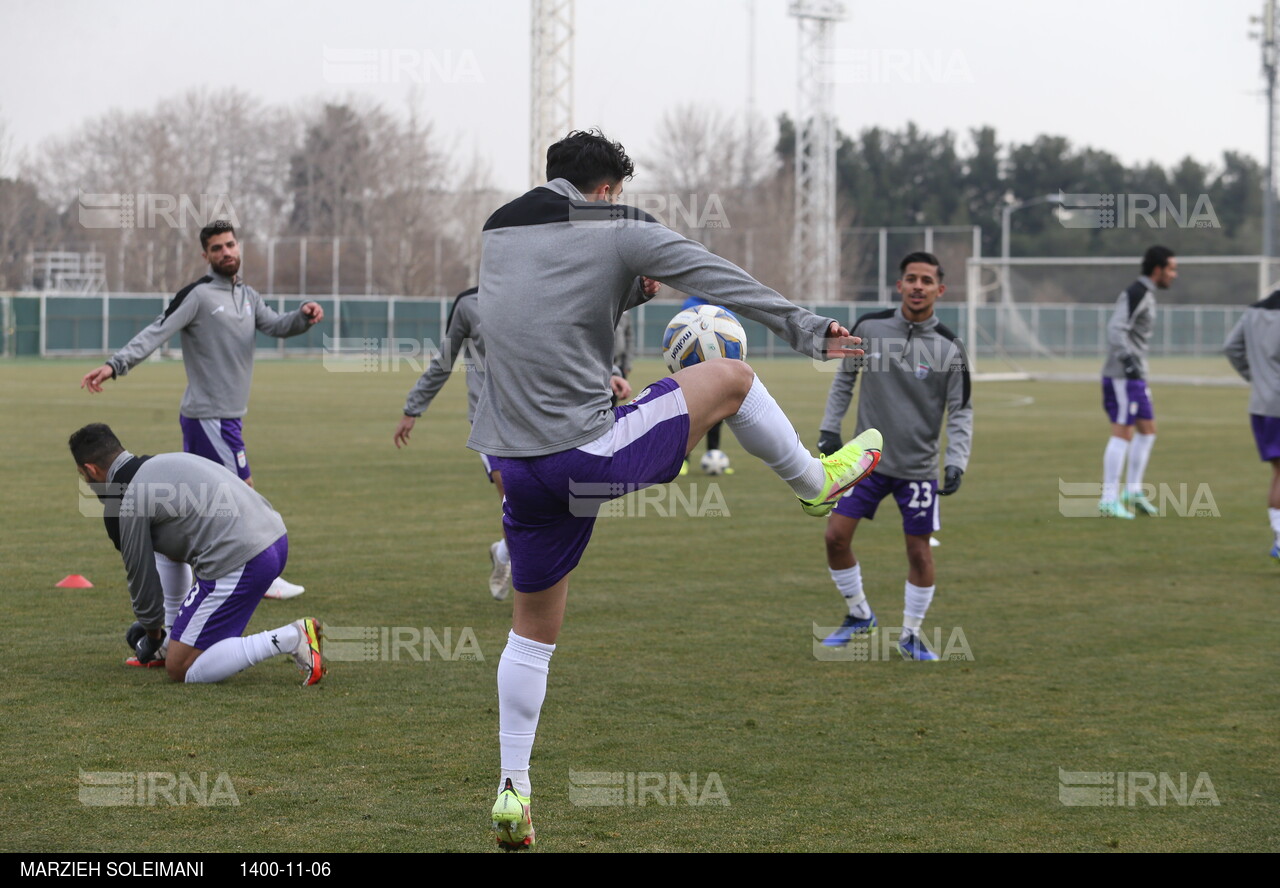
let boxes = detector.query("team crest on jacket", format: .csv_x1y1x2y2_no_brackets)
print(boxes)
915,363,931,379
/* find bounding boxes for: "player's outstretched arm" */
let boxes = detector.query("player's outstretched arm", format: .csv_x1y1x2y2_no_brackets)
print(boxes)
81,364,115,393
614,221,839,360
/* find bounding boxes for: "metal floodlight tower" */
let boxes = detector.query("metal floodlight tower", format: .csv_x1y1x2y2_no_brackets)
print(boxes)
790,0,846,302
530,0,575,189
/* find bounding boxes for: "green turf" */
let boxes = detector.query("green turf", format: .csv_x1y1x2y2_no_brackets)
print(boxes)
0,356,1275,852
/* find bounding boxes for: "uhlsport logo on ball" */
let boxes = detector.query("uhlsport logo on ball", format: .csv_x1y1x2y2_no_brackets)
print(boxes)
661,305,747,373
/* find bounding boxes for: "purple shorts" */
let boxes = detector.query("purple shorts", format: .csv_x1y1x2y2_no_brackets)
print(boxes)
489,378,690,593
1252,414,1280,461
1102,377,1154,425
180,416,251,481
833,471,940,536
480,452,496,484
170,534,287,649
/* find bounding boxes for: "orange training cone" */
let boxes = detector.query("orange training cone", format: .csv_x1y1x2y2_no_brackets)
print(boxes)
55,575,94,588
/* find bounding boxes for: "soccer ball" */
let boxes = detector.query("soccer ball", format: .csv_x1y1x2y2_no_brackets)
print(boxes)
700,449,731,475
661,305,747,373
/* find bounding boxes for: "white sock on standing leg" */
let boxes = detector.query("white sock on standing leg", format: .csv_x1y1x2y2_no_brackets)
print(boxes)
829,564,870,619
1126,433,1156,496
903,581,935,635
498,630,555,797
1102,436,1129,503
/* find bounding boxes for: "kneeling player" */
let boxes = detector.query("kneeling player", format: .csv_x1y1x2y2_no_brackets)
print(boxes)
70,423,325,685
816,252,972,660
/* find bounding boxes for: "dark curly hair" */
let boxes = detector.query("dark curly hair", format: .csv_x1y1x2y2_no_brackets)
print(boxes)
545,129,634,192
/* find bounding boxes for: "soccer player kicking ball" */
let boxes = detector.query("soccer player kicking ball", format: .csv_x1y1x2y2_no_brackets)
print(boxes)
470,130,881,849
1224,291,1280,559
1098,246,1177,518
816,253,972,660
70,423,325,686
80,221,322,608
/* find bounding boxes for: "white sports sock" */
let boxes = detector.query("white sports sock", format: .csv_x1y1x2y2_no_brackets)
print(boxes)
183,625,299,684
495,538,510,564
725,376,824,499
1269,508,1280,543
829,564,870,619
498,630,555,798
903,581,935,634
1126,433,1156,495
1102,436,1129,502
154,552,193,626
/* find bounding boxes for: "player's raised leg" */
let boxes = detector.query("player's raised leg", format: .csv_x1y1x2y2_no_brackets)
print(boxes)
672,359,880,517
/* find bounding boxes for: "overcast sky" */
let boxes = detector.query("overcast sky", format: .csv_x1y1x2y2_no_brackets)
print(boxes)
0,0,1269,193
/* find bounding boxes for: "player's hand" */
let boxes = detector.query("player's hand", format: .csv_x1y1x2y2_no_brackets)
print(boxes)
125,621,146,651
1120,354,1142,380
134,628,166,664
817,430,843,457
301,301,325,325
640,277,660,297
939,466,964,496
823,322,863,359
610,375,633,402
81,364,115,393
394,415,417,449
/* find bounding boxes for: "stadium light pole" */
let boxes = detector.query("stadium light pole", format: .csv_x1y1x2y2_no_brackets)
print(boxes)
1000,194,1064,305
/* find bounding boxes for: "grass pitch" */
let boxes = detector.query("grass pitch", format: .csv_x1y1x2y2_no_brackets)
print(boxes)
0,356,1275,853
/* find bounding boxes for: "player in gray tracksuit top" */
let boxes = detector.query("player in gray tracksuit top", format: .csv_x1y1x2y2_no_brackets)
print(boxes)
815,252,972,660
81,222,322,604
1223,290,1280,556
1097,246,1177,518
70,423,324,686
472,131,877,843
394,287,513,600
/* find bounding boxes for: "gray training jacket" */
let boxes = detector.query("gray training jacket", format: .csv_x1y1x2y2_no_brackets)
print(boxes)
107,267,313,419
102,451,287,631
1224,291,1280,417
820,307,973,479
468,178,836,458
404,287,486,422
1101,276,1157,380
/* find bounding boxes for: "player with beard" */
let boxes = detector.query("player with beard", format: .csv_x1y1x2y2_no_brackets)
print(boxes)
80,222,323,648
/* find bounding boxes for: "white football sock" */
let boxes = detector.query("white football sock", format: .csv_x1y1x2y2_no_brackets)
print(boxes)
154,552,193,626
903,581,935,634
183,624,299,684
725,376,824,499
1126,433,1156,495
495,538,510,564
829,564,870,619
498,630,555,797
1102,436,1129,502
1269,508,1280,543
